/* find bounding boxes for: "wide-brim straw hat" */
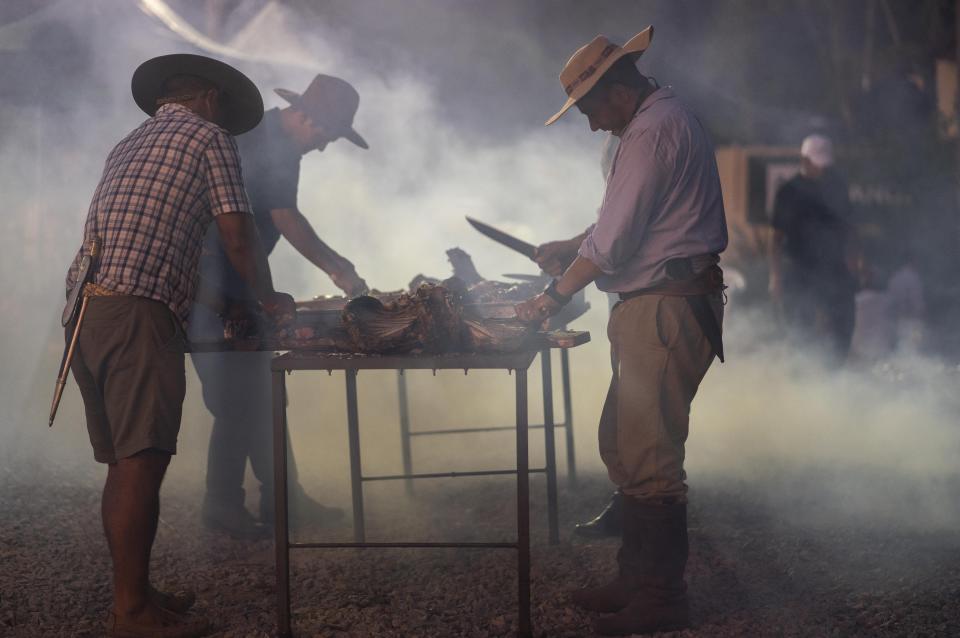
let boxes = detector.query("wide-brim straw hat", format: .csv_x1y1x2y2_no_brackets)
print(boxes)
274,74,368,150
132,53,264,135
545,26,654,126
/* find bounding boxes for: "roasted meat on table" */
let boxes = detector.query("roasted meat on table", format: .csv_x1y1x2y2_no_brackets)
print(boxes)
340,283,466,354
216,248,587,354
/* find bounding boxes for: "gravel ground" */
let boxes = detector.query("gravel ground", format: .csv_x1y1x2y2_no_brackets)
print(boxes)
2,464,959,638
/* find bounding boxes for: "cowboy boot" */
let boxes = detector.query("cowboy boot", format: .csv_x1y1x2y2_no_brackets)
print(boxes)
569,492,639,613
593,497,691,636
201,492,270,541
573,489,622,538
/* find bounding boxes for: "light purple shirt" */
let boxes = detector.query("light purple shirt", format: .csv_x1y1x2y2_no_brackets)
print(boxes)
579,87,728,292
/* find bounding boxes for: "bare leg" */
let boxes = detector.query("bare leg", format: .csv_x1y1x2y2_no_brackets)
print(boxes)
102,449,171,622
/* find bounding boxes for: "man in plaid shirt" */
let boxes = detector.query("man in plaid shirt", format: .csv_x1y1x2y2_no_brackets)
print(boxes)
64,54,293,638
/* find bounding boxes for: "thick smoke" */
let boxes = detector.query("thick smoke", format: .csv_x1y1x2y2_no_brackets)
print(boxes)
0,0,958,536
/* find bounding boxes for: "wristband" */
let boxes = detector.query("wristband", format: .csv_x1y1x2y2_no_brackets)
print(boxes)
543,279,572,306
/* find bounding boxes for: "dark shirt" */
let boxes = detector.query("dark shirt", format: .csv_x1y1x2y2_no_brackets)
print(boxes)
198,107,301,302
772,170,853,289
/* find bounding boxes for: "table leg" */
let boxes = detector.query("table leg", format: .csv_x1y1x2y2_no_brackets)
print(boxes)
345,369,365,543
397,371,414,495
272,369,291,638
516,368,531,638
560,347,577,486
540,350,559,545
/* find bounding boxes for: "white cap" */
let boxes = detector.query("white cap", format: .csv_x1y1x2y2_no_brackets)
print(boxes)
800,134,834,168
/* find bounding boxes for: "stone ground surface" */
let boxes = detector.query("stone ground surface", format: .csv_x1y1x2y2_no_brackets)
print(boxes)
2,464,960,638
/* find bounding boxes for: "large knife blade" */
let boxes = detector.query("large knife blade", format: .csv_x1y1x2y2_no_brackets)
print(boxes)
465,216,537,260
502,273,547,282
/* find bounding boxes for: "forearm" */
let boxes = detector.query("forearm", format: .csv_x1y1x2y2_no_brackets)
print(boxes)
225,238,275,301
289,222,348,274
275,209,351,275
216,214,276,301
555,255,604,297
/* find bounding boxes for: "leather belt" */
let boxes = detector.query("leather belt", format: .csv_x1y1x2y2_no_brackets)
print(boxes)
618,261,725,300
617,260,726,362
83,282,124,297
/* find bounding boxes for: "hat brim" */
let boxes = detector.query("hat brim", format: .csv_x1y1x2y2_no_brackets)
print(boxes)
545,26,654,126
132,54,264,135
342,127,369,150
274,87,368,150
274,87,300,104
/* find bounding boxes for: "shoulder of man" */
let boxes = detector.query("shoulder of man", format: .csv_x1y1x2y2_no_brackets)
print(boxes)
155,104,235,146
622,91,704,163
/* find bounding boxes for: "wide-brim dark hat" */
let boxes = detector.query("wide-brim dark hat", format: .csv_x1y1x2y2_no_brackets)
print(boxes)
132,54,264,135
275,74,368,149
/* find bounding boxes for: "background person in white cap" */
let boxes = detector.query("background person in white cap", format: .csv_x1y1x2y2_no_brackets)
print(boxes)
64,53,295,637
517,25,727,635
190,74,369,539
769,133,856,361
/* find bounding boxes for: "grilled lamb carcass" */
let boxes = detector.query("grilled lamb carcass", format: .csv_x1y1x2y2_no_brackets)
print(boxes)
462,318,534,352
341,283,464,354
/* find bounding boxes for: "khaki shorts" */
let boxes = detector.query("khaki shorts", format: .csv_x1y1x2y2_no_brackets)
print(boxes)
68,296,186,463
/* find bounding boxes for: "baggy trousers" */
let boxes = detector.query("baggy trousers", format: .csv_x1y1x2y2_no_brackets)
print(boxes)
599,293,722,503
188,304,300,509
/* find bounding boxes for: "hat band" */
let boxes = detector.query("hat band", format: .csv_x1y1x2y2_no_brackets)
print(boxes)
564,44,618,95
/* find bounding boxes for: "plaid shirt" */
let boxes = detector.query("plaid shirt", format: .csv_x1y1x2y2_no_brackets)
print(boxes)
66,104,252,325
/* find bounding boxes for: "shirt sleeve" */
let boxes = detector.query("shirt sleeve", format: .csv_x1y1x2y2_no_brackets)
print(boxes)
579,130,670,274
203,130,253,218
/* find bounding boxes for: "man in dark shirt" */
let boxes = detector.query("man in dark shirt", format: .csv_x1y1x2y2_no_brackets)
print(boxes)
190,74,369,539
769,134,856,360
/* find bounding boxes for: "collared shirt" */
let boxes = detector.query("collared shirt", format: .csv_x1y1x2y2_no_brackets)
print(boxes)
197,107,301,304
579,87,728,292
65,103,252,325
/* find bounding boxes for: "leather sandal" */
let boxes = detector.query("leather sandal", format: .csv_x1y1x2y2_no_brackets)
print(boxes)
150,586,196,614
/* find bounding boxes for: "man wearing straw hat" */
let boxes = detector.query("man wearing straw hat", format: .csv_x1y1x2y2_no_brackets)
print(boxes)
517,26,728,635
64,53,295,637
191,73,370,539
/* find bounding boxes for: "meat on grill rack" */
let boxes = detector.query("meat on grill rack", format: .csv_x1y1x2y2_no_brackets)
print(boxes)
221,248,588,354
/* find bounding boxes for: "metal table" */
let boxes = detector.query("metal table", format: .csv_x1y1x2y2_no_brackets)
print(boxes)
296,296,589,497
270,347,581,638
395,344,579,500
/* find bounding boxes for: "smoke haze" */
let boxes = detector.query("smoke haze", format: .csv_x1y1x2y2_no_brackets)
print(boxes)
1,0,958,540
